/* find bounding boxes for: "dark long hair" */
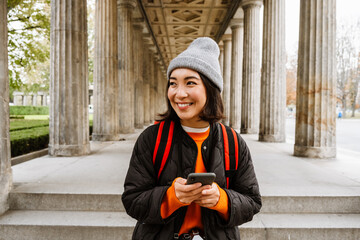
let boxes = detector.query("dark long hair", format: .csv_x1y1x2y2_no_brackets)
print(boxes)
157,72,224,124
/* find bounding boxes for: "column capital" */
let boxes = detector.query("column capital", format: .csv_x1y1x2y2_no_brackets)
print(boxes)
117,0,136,9
218,41,224,50
222,34,232,42
148,46,157,54
133,20,145,31
241,0,263,8
229,18,244,29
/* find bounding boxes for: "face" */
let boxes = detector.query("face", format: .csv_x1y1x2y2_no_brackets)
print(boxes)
168,68,208,128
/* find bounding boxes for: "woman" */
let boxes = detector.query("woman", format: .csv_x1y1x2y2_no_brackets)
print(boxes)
122,37,261,240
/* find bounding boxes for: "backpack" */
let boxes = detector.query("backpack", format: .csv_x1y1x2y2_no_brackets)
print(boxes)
152,121,239,188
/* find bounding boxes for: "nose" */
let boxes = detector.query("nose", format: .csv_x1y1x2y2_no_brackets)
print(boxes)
175,85,188,98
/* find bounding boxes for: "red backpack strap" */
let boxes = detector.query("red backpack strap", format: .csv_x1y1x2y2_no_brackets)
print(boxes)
219,123,239,188
153,121,175,180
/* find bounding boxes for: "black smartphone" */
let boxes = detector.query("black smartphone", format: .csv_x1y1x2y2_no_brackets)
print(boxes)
186,173,216,186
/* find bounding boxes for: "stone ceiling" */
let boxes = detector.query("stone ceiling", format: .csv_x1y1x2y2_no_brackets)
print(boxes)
136,0,241,68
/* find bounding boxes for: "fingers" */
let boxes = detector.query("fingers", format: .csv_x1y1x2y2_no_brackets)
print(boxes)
194,183,220,208
174,178,207,204
173,179,221,207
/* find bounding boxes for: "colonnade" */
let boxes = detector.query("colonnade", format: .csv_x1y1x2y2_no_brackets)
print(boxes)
12,91,49,106
220,0,336,158
0,0,337,214
49,0,167,151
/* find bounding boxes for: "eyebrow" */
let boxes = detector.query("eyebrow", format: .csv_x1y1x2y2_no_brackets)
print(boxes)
169,75,200,80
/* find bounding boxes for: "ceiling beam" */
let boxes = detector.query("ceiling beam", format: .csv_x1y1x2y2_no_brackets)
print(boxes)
136,0,167,68
214,0,242,43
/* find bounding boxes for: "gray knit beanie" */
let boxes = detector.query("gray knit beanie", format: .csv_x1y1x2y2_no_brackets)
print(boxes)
167,37,223,92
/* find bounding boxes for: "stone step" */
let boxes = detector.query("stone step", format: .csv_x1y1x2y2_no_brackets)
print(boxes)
9,192,124,212
10,190,360,214
0,210,135,240
0,211,359,240
260,195,360,214
240,213,360,240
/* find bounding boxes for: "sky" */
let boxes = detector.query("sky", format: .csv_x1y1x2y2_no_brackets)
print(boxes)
285,0,360,54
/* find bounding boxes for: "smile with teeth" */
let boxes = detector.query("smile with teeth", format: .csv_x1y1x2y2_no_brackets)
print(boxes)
178,103,192,107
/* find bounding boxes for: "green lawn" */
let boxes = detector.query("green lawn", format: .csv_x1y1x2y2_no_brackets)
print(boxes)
10,126,49,141
24,115,50,120
10,119,49,132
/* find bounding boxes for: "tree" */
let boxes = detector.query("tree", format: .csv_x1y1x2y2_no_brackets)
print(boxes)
88,0,95,85
7,0,50,98
336,21,360,118
286,48,298,107
348,53,360,117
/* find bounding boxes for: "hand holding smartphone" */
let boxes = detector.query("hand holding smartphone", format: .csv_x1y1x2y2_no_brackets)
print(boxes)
186,173,216,186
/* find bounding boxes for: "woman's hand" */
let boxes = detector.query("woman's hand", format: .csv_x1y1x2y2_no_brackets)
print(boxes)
193,183,220,208
174,178,209,204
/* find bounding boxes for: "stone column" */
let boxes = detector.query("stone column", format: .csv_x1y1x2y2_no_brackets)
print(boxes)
92,0,120,141
0,0,12,215
23,95,29,106
20,95,24,105
32,94,38,106
149,52,156,122
259,0,286,142
157,65,166,114
294,0,337,158
42,93,48,106
118,0,136,133
241,0,263,134
39,94,44,106
49,0,90,156
153,60,159,120
219,42,224,79
13,92,22,106
159,69,167,113
222,35,232,126
143,46,151,125
133,21,144,129
229,19,244,130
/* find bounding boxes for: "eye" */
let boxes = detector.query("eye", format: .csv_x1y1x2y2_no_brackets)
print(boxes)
169,81,177,87
187,81,197,85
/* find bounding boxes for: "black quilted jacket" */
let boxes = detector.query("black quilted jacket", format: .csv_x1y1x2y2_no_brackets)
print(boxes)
122,120,261,240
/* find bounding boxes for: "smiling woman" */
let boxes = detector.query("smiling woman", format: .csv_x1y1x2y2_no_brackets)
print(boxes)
122,37,261,240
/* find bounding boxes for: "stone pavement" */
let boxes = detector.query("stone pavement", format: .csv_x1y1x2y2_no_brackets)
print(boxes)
10,126,360,199
1,126,360,239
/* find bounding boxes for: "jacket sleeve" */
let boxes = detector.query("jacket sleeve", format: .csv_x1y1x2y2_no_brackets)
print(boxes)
121,127,169,225
223,134,262,227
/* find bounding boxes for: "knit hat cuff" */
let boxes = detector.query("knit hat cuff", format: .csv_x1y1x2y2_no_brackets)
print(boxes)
167,56,223,92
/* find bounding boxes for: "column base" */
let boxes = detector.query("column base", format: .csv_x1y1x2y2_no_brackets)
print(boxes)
241,128,258,134
135,124,144,129
259,134,285,143
230,123,240,130
0,171,12,215
118,127,135,134
294,145,336,158
92,133,120,142
48,143,90,157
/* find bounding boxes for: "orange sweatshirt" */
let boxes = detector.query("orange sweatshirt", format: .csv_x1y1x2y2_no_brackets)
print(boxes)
160,127,229,235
